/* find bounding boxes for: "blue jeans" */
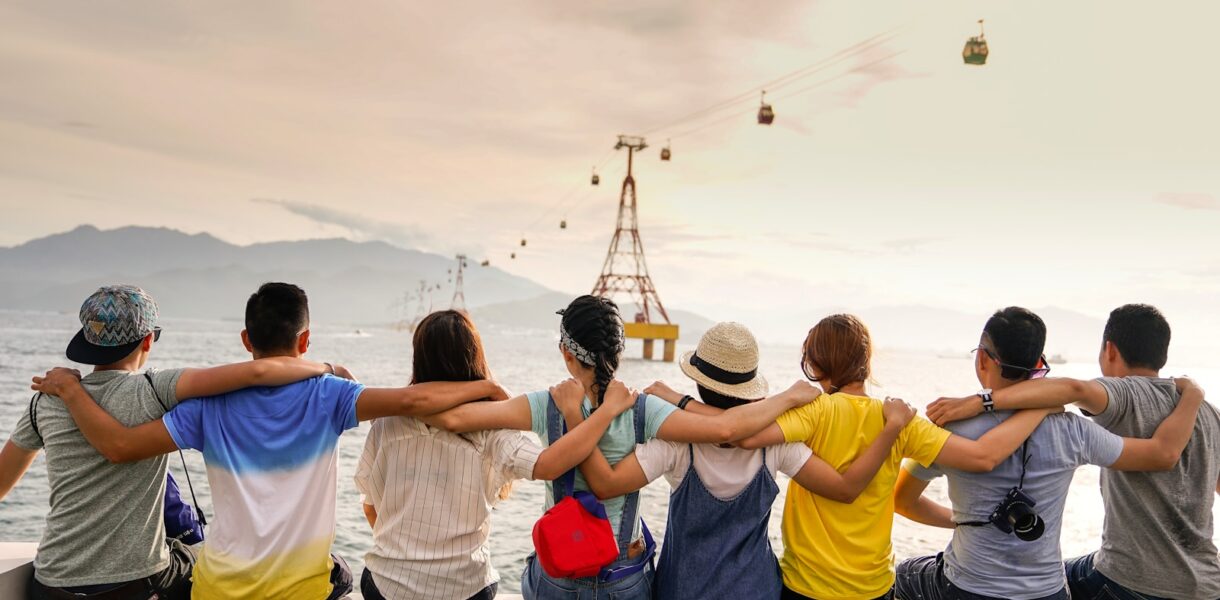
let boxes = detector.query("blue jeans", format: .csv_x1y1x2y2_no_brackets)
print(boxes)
1065,553,1180,600
521,553,654,600
895,554,1067,600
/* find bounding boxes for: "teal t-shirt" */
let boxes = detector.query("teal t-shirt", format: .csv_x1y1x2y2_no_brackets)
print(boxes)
525,390,678,542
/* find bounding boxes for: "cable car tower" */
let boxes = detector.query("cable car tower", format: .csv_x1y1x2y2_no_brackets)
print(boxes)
591,135,680,361
451,254,468,312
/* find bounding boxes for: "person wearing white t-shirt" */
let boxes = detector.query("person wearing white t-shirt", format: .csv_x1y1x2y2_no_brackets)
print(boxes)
565,322,917,600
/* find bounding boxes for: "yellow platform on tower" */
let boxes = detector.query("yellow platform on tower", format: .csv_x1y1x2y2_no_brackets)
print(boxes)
624,322,680,362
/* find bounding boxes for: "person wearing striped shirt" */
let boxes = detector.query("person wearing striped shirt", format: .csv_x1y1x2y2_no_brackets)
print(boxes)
355,310,637,600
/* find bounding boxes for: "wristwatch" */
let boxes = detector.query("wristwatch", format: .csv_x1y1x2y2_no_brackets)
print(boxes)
678,395,695,410
978,389,995,413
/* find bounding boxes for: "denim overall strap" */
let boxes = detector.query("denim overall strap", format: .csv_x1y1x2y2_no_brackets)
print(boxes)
545,393,576,503
654,443,782,600
597,394,656,583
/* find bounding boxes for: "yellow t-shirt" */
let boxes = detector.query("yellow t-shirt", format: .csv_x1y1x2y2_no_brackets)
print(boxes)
776,392,951,600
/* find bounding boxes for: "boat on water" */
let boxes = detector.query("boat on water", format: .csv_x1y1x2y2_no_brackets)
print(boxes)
1048,354,1067,365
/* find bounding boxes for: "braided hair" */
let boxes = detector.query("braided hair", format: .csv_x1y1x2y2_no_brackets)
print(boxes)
560,295,625,407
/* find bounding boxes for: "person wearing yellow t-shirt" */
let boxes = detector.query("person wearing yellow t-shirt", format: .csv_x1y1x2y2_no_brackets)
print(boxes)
736,314,1061,600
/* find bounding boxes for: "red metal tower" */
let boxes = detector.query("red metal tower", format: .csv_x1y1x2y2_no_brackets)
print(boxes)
592,135,679,360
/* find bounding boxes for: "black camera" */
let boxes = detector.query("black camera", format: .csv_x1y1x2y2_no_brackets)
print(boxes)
987,487,1044,541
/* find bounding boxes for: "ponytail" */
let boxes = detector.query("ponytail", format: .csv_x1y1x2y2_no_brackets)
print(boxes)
559,295,625,407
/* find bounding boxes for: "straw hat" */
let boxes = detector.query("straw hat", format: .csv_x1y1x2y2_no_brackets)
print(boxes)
679,322,769,400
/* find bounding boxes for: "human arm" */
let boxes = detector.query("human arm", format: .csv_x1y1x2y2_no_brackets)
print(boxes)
174,357,337,401
1107,377,1204,471
355,380,510,422
927,378,1109,426
31,368,179,463
418,393,533,433
0,440,39,502
931,407,1061,472
644,380,721,417
655,380,820,444
530,379,637,480
893,467,955,528
363,503,377,528
791,398,915,503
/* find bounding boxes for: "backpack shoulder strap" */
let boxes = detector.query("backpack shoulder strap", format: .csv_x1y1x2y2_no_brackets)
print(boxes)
28,393,43,444
144,372,169,412
143,371,207,527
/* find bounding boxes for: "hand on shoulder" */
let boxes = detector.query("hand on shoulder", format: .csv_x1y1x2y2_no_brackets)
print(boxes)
643,380,683,404
882,396,917,429
602,380,636,416
926,395,982,426
782,380,822,407
31,367,82,396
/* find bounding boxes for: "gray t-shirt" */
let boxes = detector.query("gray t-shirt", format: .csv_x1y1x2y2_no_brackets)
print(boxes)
1091,377,1220,599
9,368,183,587
908,411,1123,600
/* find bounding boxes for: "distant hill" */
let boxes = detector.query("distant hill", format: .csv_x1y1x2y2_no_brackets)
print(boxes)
0,225,548,324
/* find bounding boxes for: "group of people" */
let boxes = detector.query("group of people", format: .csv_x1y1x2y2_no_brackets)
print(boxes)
0,282,1216,600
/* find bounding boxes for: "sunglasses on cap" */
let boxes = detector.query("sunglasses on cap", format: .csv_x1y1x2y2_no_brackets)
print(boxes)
972,345,1050,380
152,327,162,342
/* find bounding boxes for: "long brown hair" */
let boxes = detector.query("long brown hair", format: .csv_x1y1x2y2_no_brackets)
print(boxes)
801,314,872,394
410,310,513,499
411,310,491,384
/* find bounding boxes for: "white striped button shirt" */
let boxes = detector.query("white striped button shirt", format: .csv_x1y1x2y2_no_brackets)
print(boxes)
355,416,541,599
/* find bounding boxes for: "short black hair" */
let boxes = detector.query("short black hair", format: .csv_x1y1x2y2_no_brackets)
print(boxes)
245,282,309,353
1103,304,1170,370
695,384,750,410
983,307,1047,380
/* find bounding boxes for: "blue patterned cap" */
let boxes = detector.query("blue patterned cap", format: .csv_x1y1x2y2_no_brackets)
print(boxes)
66,285,160,365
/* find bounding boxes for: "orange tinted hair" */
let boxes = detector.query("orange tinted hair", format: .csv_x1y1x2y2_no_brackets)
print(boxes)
801,314,872,393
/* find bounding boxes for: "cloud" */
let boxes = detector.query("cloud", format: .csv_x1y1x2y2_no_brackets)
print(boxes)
1153,192,1219,211
251,198,435,250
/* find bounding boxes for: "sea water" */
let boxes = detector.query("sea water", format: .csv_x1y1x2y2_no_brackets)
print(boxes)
1,309,1216,593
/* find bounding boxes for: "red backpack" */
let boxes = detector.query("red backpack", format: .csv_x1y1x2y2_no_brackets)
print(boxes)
531,393,656,581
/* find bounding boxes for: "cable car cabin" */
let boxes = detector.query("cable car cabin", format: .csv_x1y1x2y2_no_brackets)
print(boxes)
520,238,527,247
757,104,775,125
962,37,988,64
591,168,600,186
757,91,775,125
660,147,671,161
510,252,517,259
560,220,567,229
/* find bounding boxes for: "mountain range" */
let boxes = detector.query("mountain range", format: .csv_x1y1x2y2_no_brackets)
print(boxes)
0,225,548,325
0,226,716,337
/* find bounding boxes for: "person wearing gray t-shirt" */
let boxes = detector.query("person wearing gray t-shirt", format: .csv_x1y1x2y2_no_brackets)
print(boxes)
900,307,1206,600
0,285,335,599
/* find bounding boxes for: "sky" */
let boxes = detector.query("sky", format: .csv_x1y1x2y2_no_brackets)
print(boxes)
1,1,1217,359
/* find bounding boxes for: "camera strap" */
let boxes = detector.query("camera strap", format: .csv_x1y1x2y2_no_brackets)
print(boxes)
955,441,1030,529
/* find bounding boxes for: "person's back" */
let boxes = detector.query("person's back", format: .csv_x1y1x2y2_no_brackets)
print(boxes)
162,375,362,599
777,391,949,598
355,415,538,599
907,410,1122,598
13,369,183,588
1089,376,1220,598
